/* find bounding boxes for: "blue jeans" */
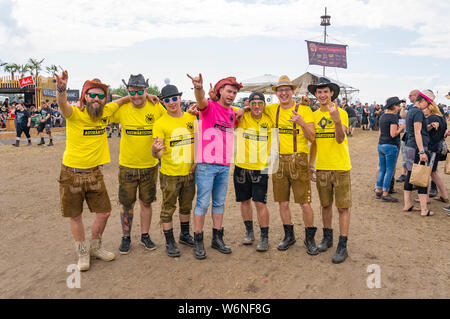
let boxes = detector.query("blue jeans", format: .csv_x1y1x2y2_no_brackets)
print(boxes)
194,163,230,216
376,144,399,192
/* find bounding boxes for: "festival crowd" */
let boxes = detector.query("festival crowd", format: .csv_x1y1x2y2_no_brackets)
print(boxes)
1,98,63,146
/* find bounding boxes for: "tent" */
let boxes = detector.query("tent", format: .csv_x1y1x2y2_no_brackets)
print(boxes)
241,72,358,99
292,72,359,98
240,74,279,94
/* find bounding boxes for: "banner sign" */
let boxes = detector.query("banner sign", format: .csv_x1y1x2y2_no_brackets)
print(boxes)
43,89,80,101
306,41,347,69
19,76,35,88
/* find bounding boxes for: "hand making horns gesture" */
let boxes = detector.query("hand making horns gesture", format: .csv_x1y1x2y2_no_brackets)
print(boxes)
329,103,341,124
289,110,305,126
187,73,203,89
152,137,166,154
55,70,68,91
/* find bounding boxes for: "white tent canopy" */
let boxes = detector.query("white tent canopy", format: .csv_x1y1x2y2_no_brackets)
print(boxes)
242,74,279,87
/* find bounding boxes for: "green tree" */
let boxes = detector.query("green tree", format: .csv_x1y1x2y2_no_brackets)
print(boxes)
5,63,20,79
110,84,128,97
46,64,58,76
147,85,160,96
19,64,31,77
28,58,45,79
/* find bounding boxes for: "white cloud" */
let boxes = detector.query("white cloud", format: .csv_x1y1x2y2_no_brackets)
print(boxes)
1,0,448,58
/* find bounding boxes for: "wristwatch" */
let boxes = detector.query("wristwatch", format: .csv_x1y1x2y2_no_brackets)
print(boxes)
419,150,425,155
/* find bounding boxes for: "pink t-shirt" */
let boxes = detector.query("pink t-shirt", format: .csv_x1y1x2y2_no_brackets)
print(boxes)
195,100,236,165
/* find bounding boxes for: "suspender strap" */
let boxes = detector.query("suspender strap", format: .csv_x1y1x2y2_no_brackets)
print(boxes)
276,102,300,154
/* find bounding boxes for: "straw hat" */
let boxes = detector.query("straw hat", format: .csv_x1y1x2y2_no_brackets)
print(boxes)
272,75,297,92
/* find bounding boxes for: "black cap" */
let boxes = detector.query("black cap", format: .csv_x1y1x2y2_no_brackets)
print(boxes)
248,92,265,102
160,83,182,100
384,96,405,110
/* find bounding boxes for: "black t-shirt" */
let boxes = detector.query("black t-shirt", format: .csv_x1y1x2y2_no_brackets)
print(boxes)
346,107,357,118
405,106,429,149
427,115,447,152
378,113,400,146
40,107,53,124
15,109,30,128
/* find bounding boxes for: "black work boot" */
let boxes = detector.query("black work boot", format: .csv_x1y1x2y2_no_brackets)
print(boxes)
193,232,206,260
163,229,180,258
37,138,45,146
179,221,194,247
12,140,19,147
242,220,255,245
256,227,269,252
332,235,348,264
318,228,333,252
211,228,232,254
304,227,319,255
277,224,296,251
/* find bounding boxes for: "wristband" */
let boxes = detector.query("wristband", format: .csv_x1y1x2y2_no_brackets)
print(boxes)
57,87,66,93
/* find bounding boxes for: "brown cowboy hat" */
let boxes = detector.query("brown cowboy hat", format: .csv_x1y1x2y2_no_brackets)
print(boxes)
272,75,297,92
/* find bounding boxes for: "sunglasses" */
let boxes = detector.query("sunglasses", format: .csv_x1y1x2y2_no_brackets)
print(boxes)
250,101,264,107
163,96,179,103
129,90,145,96
87,92,106,99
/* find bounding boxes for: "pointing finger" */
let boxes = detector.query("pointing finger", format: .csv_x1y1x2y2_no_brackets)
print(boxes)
187,74,194,80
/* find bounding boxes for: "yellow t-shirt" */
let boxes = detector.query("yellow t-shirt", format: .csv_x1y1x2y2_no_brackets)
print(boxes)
313,107,352,170
265,102,313,154
62,103,119,169
111,101,166,168
153,112,196,176
235,111,274,171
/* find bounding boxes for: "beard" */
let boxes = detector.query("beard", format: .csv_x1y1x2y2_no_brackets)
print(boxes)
86,101,105,120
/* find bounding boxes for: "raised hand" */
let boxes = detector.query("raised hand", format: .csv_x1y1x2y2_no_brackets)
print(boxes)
187,73,203,89
329,103,341,124
289,110,305,126
55,70,68,91
208,83,217,101
152,137,166,154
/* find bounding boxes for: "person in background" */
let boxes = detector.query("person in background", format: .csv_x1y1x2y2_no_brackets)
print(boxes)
11,103,32,147
344,103,358,137
374,97,405,202
37,101,54,146
422,101,448,204
403,89,434,217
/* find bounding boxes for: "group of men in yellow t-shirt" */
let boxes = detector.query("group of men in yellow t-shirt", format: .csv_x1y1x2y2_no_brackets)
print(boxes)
55,70,352,271
234,75,352,264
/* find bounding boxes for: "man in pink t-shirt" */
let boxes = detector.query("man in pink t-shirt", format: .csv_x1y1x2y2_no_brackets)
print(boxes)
187,73,244,260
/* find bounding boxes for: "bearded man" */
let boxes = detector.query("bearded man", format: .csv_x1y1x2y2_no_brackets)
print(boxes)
55,71,129,271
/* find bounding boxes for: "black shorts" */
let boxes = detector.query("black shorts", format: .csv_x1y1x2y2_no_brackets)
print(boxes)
37,122,51,133
233,166,268,204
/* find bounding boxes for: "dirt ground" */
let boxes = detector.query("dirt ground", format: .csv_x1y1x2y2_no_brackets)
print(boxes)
0,128,448,299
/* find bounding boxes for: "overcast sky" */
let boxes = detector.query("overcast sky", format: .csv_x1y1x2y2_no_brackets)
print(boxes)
1,0,449,104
